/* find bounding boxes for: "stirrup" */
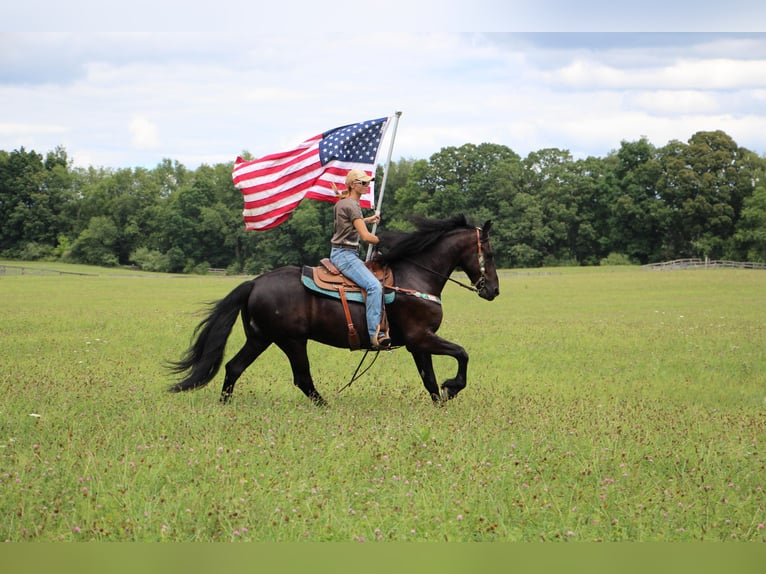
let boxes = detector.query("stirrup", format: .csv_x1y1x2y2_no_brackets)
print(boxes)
372,327,391,350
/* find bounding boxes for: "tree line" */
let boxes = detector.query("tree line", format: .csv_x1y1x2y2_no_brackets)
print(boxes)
1,129,765,273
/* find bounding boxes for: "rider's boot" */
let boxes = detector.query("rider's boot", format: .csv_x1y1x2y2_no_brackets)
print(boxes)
372,297,391,349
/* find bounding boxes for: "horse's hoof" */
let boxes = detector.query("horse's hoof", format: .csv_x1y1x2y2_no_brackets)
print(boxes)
311,395,328,407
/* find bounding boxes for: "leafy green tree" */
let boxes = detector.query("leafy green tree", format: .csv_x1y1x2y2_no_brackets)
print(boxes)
567,155,617,265
505,191,550,267
607,138,669,264
389,159,432,227
389,143,519,226
517,148,577,265
159,163,242,269
285,201,333,264
733,185,766,262
481,154,525,267
0,146,74,255
70,215,119,266
657,131,759,260
2,129,764,272
130,247,170,272
374,157,414,226
242,224,296,273
166,247,186,273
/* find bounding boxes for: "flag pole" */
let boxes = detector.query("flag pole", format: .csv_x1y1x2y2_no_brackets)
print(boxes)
366,110,402,261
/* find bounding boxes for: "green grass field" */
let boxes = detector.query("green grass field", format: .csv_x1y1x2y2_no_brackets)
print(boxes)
1,261,764,541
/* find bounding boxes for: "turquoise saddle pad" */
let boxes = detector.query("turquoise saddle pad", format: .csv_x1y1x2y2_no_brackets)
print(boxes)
301,271,395,305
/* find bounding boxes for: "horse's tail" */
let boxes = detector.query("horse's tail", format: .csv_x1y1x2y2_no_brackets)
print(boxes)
167,280,254,393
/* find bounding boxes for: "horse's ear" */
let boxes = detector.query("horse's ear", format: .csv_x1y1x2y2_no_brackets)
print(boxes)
482,220,493,236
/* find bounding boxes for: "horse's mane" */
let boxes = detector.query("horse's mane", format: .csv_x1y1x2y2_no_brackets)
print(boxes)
377,214,471,263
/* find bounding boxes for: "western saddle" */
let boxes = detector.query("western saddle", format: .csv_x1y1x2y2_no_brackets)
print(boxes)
301,258,392,350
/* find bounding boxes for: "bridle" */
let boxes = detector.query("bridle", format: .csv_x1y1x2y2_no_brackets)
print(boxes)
472,227,488,294
402,227,489,294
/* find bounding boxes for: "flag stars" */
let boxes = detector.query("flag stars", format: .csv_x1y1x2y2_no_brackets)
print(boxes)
319,118,386,166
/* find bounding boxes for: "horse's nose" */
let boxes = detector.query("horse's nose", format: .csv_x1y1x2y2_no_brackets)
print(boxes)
481,285,499,301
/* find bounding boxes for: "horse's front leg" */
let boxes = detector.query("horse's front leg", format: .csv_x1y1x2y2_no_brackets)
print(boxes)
411,351,441,402
439,342,468,400
408,335,469,401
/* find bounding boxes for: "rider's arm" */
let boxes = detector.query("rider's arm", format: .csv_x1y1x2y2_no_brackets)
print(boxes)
353,217,379,245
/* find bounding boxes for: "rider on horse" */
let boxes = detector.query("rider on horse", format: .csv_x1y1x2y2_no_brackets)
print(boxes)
329,169,391,350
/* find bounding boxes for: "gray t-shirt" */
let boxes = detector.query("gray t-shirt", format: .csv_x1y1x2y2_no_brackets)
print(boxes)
331,197,363,248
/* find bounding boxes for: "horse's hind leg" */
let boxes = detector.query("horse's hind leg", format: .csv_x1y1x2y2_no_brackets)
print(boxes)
277,339,326,406
220,338,270,403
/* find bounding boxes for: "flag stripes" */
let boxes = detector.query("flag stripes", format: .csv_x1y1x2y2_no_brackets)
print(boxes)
233,117,389,231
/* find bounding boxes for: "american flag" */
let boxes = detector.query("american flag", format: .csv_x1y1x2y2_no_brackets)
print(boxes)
233,117,390,231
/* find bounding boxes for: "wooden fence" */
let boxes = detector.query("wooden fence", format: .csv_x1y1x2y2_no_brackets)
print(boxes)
0,264,97,276
643,258,766,271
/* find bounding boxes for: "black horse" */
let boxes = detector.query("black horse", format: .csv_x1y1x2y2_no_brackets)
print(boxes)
168,214,499,405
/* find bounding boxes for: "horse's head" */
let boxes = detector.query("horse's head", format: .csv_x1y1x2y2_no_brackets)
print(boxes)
379,215,500,301
458,220,500,301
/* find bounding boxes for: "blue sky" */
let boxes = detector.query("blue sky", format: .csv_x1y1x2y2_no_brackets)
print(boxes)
3,5,766,169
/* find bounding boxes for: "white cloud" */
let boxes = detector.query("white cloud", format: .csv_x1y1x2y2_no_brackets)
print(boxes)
548,57,766,90
659,59,766,89
129,116,160,149
0,122,67,135
2,32,766,168
627,90,720,115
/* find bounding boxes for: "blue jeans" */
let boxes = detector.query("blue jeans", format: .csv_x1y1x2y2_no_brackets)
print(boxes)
330,247,383,340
